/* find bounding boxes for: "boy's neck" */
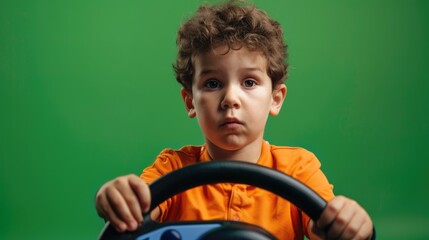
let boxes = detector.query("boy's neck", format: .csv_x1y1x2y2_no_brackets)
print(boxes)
204,138,264,163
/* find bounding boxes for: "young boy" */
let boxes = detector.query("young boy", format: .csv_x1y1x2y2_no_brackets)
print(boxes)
95,1,374,239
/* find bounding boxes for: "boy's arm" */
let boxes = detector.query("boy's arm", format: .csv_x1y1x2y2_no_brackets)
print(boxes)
307,195,374,240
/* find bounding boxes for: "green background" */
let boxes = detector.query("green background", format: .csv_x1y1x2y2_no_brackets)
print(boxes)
1,0,428,239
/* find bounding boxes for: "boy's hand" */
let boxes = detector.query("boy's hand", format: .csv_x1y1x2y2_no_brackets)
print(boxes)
308,195,373,240
95,174,151,232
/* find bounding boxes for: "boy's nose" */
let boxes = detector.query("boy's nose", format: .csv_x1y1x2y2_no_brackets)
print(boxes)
221,86,240,109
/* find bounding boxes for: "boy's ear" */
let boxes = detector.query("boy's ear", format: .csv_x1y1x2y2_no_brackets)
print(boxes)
270,84,287,116
181,88,196,118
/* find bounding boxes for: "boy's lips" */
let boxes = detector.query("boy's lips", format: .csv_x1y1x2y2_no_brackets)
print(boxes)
220,117,244,127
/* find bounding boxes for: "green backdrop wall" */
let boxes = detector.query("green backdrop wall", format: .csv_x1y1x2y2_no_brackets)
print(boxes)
1,1,428,239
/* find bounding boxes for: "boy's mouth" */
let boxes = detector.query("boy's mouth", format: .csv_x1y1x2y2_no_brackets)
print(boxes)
220,117,243,127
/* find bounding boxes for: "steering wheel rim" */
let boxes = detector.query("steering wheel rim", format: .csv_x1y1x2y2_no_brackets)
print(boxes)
149,160,326,219
99,160,327,239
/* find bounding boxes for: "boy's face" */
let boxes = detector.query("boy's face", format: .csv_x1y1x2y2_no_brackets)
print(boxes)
181,45,286,153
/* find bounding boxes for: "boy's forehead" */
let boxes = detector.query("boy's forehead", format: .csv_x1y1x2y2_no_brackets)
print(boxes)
192,45,268,68
193,47,267,73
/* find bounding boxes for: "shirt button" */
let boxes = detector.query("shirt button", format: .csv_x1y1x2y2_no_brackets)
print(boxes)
233,216,240,221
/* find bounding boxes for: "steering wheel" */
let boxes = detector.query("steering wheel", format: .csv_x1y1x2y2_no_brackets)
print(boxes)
98,160,327,240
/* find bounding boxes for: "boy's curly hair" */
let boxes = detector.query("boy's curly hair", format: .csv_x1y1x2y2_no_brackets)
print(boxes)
174,0,288,91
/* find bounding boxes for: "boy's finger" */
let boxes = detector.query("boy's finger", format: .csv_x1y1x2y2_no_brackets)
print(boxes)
337,212,365,239
308,220,324,240
326,199,358,239
114,177,146,224
129,175,151,213
97,193,128,232
106,187,138,230
342,208,373,240
317,196,346,229
116,186,143,225
353,220,374,240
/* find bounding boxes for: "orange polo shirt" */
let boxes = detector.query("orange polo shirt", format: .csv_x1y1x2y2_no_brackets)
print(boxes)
141,141,334,239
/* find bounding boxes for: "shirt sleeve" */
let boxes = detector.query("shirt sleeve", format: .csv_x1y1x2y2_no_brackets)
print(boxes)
293,150,335,237
140,149,182,221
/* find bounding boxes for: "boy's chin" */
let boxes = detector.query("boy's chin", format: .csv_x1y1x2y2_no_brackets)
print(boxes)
209,137,262,151
212,137,247,150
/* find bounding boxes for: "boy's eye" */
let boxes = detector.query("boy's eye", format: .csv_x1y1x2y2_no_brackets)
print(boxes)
243,79,256,87
204,79,222,89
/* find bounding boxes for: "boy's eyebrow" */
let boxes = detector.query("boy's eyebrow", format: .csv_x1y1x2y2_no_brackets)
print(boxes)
199,69,218,76
241,67,265,73
241,67,263,72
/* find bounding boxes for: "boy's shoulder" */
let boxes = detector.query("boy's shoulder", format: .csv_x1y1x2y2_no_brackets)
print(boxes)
159,145,202,156
142,146,203,180
269,144,317,159
155,145,205,168
263,143,322,178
